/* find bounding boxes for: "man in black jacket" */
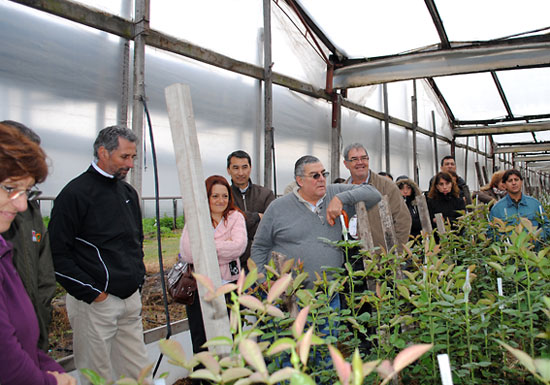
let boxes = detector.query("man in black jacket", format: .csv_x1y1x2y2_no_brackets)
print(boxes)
49,126,149,384
227,150,275,266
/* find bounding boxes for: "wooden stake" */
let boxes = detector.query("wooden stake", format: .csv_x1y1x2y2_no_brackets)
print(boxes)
165,83,231,355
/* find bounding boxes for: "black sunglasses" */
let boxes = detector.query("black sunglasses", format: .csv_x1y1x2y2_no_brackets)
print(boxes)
302,171,329,180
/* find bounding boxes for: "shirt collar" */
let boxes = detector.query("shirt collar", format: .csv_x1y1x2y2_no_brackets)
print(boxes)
294,187,325,212
347,170,370,185
91,160,114,179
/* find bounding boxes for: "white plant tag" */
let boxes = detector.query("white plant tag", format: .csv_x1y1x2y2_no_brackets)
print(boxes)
497,277,504,309
437,353,454,385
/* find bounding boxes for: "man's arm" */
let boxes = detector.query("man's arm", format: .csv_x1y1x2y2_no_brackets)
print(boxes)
388,186,412,247
250,203,277,278
326,184,382,225
48,189,103,304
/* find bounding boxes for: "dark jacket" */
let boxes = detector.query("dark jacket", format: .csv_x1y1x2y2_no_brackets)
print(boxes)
1,201,56,352
396,178,422,238
427,192,466,226
231,180,275,264
49,166,145,304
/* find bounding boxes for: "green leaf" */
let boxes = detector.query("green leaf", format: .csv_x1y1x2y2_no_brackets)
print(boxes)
351,349,363,385
115,379,138,385
487,261,504,273
290,371,316,385
81,369,106,385
195,351,221,375
202,336,233,347
190,369,220,382
298,327,314,366
265,304,285,318
269,367,297,384
243,268,258,292
158,339,188,366
239,295,265,312
498,341,537,375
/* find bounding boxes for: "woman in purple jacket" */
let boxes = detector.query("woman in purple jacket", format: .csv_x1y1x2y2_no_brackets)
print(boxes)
0,123,76,385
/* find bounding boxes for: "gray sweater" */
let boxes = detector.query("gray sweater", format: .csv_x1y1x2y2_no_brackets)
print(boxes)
251,183,381,288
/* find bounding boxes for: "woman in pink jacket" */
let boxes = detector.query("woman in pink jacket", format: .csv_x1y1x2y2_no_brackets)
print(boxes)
179,175,247,355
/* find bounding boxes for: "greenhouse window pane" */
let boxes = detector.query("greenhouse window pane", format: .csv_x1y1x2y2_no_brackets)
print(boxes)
434,73,508,121
437,0,550,42
298,0,440,58
497,68,550,117
150,0,262,65
70,0,131,18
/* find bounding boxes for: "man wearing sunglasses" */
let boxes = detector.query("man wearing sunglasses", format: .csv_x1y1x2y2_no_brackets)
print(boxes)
251,155,381,295
0,120,56,353
343,142,411,252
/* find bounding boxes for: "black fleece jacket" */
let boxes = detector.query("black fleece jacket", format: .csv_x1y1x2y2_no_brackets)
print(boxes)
49,166,145,303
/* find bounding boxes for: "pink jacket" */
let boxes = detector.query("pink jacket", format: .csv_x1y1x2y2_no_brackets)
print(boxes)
179,210,247,282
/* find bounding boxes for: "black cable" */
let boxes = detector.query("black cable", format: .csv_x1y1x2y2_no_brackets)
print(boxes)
140,95,172,378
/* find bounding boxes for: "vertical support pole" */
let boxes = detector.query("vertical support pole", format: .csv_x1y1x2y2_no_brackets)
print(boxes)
464,136,469,184
255,28,264,184
172,199,177,229
411,80,419,184
383,83,390,173
330,92,341,180
165,84,231,355
432,111,439,175
118,0,132,126
263,0,273,190
130,0,149,197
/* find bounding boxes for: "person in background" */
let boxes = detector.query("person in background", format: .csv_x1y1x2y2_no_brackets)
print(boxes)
333,177,346,184
49,126,150,385
226,150,275,268
429,155,470,203
343,143,411,252
0,123,76,385
426,172,466,227
179,175,247,355
1,120,56,353
474,170,507,203
396,175,422,239
378,171,393,181
489,169,550,241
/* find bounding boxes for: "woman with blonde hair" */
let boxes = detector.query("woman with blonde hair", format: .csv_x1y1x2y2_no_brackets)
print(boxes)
474,170,507,203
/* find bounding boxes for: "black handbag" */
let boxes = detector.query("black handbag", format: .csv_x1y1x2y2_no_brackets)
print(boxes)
167,261,197,305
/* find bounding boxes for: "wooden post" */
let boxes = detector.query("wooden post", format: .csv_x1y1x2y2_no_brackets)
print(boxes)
378,195,397,252
172,199,177,229
432,111,439,175
474,162,485,188
415,194,433,234
331,93,342,180
435,213,446,234
130,0,149,197
165,83,231,355
412,80,419,185
263,0,273,190
383,84,390,174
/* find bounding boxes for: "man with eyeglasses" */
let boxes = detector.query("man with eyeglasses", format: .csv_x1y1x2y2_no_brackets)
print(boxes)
343,142,411,251
49,126,150,385
0,120,56,353
251,155,381,294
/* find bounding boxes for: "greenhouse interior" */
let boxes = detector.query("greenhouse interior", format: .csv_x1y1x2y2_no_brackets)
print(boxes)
2,0,550,384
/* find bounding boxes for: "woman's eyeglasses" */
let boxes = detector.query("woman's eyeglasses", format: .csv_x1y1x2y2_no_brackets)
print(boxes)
0,184,42,201
301,171,329,180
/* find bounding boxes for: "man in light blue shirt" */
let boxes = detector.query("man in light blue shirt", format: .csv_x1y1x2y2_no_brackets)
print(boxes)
489,169,550,241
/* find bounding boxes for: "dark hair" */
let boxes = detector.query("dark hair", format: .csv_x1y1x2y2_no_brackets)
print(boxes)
227,150,251,168
343,143,368,161
428,172,459,199
1,120,41,144
205,175,243,225
441,155,455,166
378,171,393,180
0,123,48,183
502,169,523,183
333,177,345,184
294,155,320,178
93,125,137,159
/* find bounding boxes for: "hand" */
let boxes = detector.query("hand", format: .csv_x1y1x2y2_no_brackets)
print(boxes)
258,213,263,219
48,371,77,385
94,292,108,302
326,196,343,226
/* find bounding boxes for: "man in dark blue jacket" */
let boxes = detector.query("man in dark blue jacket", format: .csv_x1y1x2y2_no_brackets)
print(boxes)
49,126,149,384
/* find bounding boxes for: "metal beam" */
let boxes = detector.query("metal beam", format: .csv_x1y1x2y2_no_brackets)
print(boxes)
333,40,550,88
515,155,550,162
423,0,450,49
454,121,550,136
495,143,550,153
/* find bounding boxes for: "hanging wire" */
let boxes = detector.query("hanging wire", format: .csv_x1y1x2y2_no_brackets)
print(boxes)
140,95,172,377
